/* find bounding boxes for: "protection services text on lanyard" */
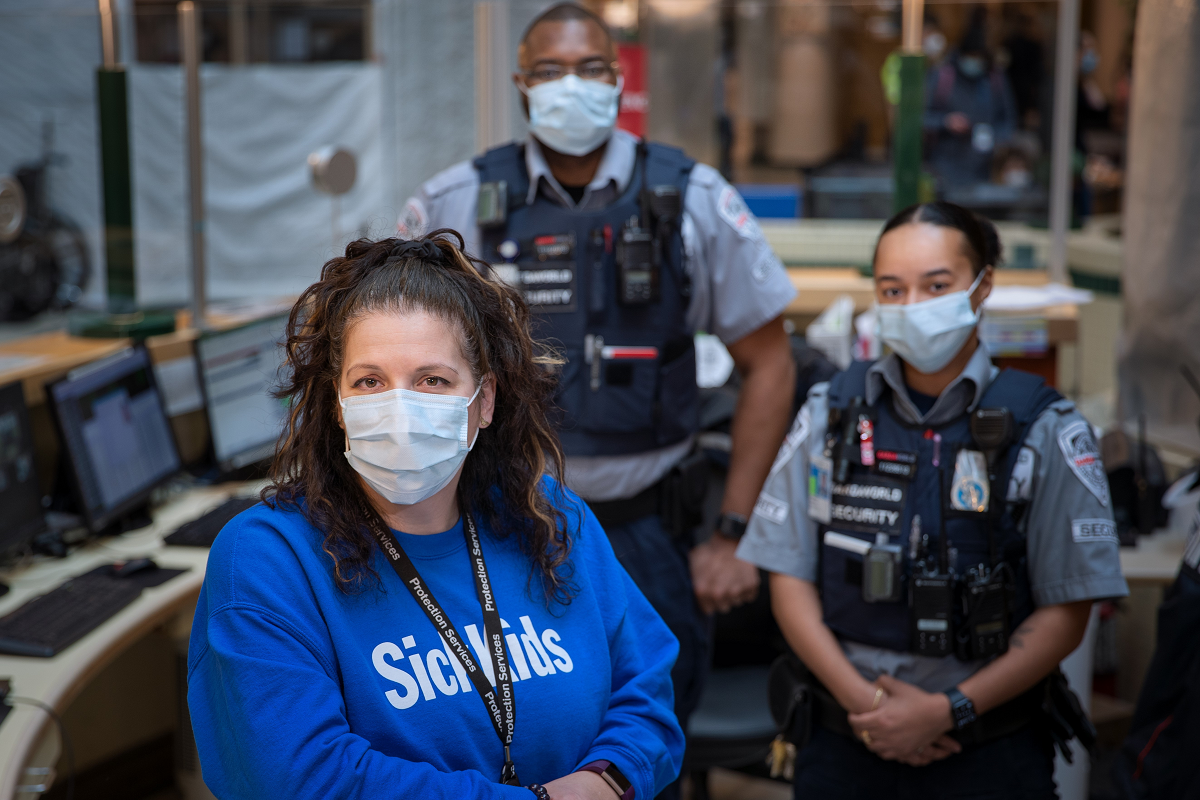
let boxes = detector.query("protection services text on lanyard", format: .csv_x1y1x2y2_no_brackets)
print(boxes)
362,503,521,785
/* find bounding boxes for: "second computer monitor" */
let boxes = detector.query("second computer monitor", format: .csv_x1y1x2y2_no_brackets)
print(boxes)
48,347,182,532
196,315,289,472
0,381,46,554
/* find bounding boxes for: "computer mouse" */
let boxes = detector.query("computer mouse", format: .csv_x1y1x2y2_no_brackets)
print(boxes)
110,558,159,579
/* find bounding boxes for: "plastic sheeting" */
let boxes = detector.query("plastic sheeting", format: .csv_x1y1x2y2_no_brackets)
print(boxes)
128,63,386,305
1119,0,1200,447
0,0,562,309
0,0,108,307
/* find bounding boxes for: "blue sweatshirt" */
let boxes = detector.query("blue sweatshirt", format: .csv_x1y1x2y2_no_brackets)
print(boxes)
187,482,684,799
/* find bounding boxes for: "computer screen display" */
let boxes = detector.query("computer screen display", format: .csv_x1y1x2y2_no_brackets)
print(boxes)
49,347,181,531
0,381,45,553
195,315,289,471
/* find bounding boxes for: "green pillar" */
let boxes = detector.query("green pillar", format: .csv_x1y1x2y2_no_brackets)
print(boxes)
96,67,136,314
893,53,926,213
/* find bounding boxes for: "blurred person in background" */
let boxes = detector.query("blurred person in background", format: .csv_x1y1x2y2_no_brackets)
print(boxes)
1003,11,1046,132
924,9,1018,190
399,5,797,796
738,203,1127,798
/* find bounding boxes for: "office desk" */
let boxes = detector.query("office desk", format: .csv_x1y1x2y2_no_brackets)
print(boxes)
0,484,259,800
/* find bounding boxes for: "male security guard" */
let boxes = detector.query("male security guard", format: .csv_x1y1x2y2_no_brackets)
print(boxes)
399,3,797,781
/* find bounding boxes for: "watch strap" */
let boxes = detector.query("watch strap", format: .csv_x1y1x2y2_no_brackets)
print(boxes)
716,512,749,541
579,760,634,800
944,687,977,730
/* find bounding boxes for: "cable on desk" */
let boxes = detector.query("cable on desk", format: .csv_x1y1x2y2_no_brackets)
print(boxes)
7,696,74,800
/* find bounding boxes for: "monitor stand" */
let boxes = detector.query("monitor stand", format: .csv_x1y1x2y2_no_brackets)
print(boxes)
97,504,154,538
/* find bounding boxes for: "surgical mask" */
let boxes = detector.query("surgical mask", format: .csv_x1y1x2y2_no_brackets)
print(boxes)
523,74,622,157
875,270,986,375
340,385,481,505
1080,50,1099,76
958,55,986,79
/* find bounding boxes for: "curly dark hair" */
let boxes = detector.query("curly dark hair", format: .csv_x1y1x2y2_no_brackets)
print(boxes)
267,229,574,603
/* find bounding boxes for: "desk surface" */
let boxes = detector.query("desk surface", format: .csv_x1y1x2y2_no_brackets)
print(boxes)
0,484,258,800
1119,529,1187,582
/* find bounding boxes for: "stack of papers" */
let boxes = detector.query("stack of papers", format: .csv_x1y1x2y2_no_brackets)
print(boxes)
983,283,1094,311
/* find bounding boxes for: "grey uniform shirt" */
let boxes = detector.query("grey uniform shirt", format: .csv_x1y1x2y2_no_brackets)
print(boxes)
400,130,797,501
737,345,1129,692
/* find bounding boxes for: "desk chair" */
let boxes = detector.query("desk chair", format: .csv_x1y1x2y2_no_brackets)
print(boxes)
684,665,780,800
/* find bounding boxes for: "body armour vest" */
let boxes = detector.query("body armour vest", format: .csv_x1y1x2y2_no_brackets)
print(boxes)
817,361,1062,656
474,141,698,457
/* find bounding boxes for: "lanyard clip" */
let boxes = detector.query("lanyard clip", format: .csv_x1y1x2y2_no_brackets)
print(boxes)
501,747,521,786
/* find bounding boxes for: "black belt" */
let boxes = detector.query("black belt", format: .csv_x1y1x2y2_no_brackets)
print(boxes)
814,677,1044,748
588,480,662,528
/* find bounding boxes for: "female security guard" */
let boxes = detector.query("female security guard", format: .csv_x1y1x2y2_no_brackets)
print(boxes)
737,203,1127,797
187,232,683,799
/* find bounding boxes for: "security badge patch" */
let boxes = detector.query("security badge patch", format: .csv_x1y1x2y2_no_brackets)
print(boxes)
517,234,577,313
1058,421,1110,506
828,475,906,536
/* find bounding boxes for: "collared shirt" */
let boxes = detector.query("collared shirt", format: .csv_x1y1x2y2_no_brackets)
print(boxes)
400,130,797,501
736,345,1129,693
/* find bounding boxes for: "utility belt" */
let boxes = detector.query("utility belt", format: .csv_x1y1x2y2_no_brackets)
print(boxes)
588,449,709,541
767,653,1096,763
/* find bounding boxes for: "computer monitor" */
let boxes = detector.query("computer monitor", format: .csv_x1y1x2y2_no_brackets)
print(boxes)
195,314,289,472
48,347,181,533
0,381,46,554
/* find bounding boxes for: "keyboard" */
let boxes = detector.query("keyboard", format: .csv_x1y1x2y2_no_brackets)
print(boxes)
164,496,259,548
0,576,145,658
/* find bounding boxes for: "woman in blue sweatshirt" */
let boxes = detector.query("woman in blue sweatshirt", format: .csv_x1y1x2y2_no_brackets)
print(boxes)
187,231,685,800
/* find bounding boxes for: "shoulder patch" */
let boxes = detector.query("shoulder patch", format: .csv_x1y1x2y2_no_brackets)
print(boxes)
1058,420,1110,506
397,197,427,239
1072,518,1118,544
769,406,811,478
754,492,789,525
716,185,761,240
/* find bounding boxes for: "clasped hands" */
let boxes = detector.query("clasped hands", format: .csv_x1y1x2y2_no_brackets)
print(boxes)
848,675,964,767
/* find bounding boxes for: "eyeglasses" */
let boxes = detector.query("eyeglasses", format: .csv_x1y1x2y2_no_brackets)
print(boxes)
522,60,619,85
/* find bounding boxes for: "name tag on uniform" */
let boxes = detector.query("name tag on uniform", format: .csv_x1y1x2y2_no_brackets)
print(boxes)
873,449,917,480
520,234,577,312
808,453,832,524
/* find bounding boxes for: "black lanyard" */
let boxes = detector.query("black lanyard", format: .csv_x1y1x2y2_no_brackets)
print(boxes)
363,503,521,785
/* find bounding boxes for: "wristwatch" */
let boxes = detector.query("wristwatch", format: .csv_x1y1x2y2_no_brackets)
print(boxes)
579,760,634,800
715,512,749,541
944,687,978,730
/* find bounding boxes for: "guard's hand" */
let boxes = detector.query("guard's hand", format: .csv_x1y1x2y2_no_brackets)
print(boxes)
690,534,760,615
945,112,972,135
897,735,962,767
542,770,614,800
847,674,961,762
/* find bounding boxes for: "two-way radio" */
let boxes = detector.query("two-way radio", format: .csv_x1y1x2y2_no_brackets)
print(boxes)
911,465,955,656
616,145,682,306
957,407,1017,660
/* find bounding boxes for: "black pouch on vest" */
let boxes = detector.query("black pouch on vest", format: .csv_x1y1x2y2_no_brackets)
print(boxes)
661,449,709,541
768,653,814,748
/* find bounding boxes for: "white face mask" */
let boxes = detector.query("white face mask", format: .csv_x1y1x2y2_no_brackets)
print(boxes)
523,74,622,157
875,270,986,375
340,384,481,505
